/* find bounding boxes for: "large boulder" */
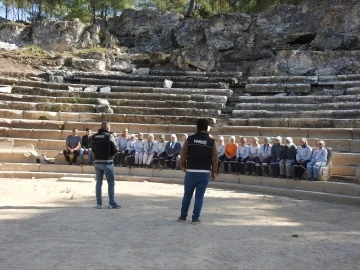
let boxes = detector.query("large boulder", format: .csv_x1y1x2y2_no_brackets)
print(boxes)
175,19,205,47
32,18,86,51
79,24,101,48
0,22,31,44
72,59,106,71
170,42,219,71
107,9,183,52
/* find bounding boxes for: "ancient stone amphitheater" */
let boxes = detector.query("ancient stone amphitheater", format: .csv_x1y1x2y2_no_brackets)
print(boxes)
0,68,359,204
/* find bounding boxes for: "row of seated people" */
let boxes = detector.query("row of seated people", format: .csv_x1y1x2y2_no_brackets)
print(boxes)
62,127,188,170
114,128,188,170
62,128,328,181
217,136,328,181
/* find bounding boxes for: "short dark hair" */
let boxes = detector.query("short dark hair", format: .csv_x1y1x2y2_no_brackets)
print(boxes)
101,121,109,130
85,128,90,131
197,119,208,132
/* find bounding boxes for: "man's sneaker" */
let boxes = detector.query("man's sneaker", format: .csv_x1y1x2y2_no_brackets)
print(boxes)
108,203,121,209
96,204,102,209
177,216,186,223
192,219,201,225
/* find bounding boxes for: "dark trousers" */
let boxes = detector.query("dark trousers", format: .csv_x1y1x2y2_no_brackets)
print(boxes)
63,149,79,163
223,156,236,173
114,150,126,166
217,155,225,173
165,155,178,169
153,152,166,166
270,158,281,177
293,160,311,178
235,157,248,174
261,157,271,176
126,150,135,167
246,157,261,174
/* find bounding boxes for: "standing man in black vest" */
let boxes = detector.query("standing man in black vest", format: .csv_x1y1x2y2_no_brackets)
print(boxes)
91,121,120,209
178,119,217,224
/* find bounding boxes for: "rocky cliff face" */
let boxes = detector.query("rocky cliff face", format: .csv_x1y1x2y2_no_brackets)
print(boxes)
0,0,358,75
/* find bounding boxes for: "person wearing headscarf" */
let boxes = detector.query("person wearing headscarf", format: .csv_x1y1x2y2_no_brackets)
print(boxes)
223,136,238,174
293,138,312,180
234,136,249,175
258,137,272,177
279,137,297,179
270,136,283,177
246,137,261,176
126,134,136,168
216,136,226,175
307,140,328,181
153,135,167,169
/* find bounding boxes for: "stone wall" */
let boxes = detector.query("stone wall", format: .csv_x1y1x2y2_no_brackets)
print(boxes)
0,0,359,75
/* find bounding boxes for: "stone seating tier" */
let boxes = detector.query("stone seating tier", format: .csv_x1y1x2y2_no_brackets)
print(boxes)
0,93,224,110
10,86,228,104
65,72,240,84
232,110,359,119
235,103,360,111
228,118,360,128
245,83,311,94
229,95,359,104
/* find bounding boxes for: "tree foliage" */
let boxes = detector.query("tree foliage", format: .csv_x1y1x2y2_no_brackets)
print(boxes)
0,0,304,22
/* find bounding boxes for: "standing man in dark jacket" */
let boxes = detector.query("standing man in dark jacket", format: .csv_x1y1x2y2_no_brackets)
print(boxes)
91,121,120,209
178,119,218,225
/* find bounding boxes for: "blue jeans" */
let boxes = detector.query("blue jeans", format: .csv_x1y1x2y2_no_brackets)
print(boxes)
80,149,92,163
180,171,210,221
307,161,326,179
95,163,116,206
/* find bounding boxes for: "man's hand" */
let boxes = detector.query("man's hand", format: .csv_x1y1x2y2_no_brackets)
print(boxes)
157,153,160,157
211,172,216,181
235,157,239,161
70,149,74,154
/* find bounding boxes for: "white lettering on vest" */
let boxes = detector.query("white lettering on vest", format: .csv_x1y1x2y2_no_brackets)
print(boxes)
95,135,105,138
193,139,207,145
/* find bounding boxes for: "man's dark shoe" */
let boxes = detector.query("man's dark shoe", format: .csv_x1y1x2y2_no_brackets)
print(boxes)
192,219,201,225
79,162,83,165
108,203,121,209
68,161,72,165
177,216,186,223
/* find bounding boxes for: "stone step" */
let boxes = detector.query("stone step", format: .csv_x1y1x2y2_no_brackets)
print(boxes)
334,81,360,89
11,86,228,104
0,92,224,110
67,71,238,84
235,102,360,111
228,118,360,128
0,109,216,125
318,74,360,85
0,163,359,198
78,77,227,89
149,69,243,78
245,83,311,94
346,88,360,95
332,152,360,167
230,95,359,104
232,109,360,119
332,165,358,177
248,76,318,85
57,176,94,183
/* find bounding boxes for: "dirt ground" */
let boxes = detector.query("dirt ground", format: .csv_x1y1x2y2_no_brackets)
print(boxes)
0,178,359,270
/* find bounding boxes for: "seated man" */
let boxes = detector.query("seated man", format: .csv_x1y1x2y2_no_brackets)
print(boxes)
165,134,181,170
307,140,328,181
143,134,155,168
293,138,312,180
153,135,167,169
63,128,81,165
115,128,129,167
80,128,93,165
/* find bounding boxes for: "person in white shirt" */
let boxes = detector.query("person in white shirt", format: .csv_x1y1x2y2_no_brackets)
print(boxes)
134,133,145,168
143,134,155,168
246,137,261,176
153,135,167,169
176,134,188,170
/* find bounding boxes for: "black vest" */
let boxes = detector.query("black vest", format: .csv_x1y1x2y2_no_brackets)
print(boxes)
186,132,215,170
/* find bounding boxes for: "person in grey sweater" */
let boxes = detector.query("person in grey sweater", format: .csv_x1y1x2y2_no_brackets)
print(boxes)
279,137,297,179
270,136,284,178
307,140,328,181
293,138,312,180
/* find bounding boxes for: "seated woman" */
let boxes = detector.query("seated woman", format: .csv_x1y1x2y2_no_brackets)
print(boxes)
246,137,261,176
235,137,249,175
307,140,328,181
258,137,272,177
270,136,284,178
223,136,238,174
126,134,136,168
134,133,145,168
279,137,297,179
216,136,226,175
143,134,155,168
293,138,312,180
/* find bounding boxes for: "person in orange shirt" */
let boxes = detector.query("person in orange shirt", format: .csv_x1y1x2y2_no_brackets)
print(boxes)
223,136,238,174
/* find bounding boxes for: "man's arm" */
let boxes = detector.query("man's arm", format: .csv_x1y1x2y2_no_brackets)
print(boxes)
180,139,188,171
